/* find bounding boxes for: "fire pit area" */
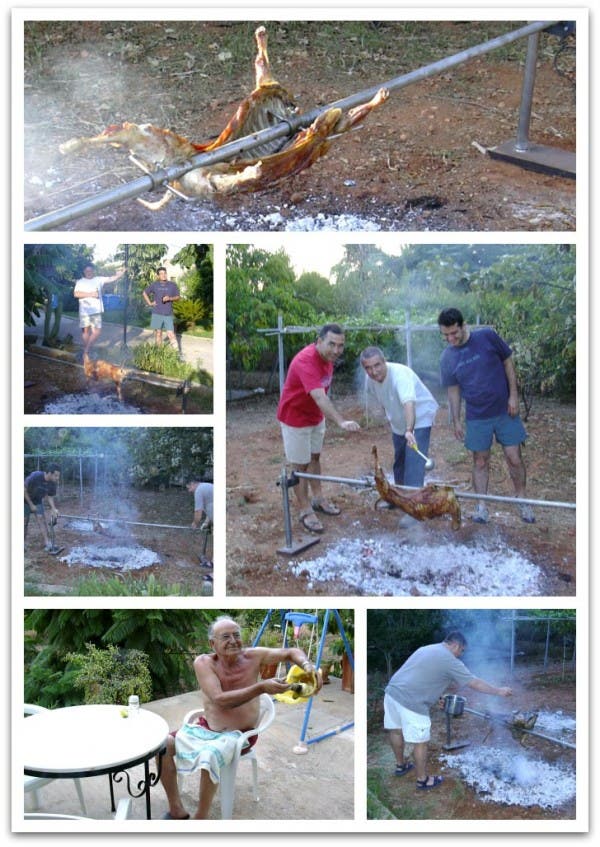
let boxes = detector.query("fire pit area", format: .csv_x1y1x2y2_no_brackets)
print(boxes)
439,744,576,809
60,544,161,571
288,533,546,596
42,393,142,415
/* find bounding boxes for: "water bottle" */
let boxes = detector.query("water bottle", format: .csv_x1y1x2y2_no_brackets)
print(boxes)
128,694,140,717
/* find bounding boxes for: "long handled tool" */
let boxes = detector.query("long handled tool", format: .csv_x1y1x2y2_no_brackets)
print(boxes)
410,442,435,471
47,514,65,556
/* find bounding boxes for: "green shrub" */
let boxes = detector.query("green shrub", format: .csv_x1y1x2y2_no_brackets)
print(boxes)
66,643,153,705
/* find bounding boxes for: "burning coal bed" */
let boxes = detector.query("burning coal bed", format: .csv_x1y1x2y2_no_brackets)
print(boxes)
60,545,160,571
43,393,141,415
288,534,545,595
440,742,575,809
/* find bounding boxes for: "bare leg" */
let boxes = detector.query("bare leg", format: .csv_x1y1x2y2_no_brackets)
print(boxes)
388,729,406,767
412,741,429,782
307,453,323,501
291,462,311,513
503,443,527,497
193,770,218,819
158,737,189,819
155,329,163,346
471,449,491,494
82,326,101,355
166,330,179,351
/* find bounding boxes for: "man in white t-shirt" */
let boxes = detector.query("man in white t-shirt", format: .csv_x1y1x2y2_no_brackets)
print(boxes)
73,262,125,356
360,346,438,487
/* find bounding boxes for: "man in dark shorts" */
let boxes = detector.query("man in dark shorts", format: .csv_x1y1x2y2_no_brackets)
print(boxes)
143,267,181,351
438,307,535,524
24,463,61,551
159,615,321,819
384,631,512,790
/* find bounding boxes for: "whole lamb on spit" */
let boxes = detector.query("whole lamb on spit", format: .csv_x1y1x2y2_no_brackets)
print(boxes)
372,445,462,530
59,26,389,210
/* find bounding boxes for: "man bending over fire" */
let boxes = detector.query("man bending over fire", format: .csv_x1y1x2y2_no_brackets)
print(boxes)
384,631,512,790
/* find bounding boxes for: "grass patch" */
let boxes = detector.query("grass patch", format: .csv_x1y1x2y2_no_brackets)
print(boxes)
71,572,211,596
131,341,202,381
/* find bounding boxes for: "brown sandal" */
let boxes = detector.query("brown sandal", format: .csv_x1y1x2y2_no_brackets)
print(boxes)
299,510,324,533
311,498,341,516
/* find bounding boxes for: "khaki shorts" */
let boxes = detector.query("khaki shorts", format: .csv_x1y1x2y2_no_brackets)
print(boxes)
280,419,326,465
384,694,431,743
80,313,102,329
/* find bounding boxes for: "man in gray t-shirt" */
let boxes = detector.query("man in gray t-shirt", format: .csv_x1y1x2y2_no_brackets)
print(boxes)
384,631,512,790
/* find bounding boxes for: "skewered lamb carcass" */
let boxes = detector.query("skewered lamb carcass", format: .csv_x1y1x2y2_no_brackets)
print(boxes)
372,445,462,530
59,26,389,210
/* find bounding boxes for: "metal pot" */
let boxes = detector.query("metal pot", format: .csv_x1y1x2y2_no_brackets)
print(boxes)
443,694,466,716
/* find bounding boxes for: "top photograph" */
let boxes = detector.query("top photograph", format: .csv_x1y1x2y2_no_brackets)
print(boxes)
22,18,577,233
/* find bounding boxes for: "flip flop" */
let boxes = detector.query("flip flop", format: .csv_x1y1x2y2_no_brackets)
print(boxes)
299,510,324,533
311,499,341,516
161,812,190,820
416,775,443,790
394,762,414,777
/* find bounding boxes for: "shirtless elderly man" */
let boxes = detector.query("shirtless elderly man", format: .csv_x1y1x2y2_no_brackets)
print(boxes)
160,615,321,819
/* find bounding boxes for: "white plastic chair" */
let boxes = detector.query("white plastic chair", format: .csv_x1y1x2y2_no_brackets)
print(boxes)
24,798,131,820
177,693,275,819
24,704,87,815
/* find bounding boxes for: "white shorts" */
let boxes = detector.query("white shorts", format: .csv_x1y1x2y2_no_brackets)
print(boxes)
280,419,326,465
383,694,431,743
80,313,102,329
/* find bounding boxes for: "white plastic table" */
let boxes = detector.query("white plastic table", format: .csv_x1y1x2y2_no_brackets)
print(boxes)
23,704,169,819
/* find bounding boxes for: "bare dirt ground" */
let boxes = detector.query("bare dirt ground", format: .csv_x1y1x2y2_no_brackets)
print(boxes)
24,486,213,596
23,20,576,232
367,661,576,821
226,392,576,597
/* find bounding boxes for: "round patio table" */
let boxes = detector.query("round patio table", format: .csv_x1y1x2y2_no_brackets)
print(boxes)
23,704,168,819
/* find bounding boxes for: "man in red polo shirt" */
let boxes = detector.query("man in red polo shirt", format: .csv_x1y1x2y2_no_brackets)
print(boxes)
277,323,360,533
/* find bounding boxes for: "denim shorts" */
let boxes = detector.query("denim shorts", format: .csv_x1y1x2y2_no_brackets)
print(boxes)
465,413,527,452
150,314,175,332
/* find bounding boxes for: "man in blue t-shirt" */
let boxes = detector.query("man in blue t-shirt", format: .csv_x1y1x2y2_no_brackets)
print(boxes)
438,308,534,524
143,267,181,351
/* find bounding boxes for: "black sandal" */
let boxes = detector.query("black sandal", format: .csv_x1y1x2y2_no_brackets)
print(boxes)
416,775,443,790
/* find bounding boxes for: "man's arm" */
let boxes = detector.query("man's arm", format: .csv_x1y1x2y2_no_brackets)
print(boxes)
503,355,520,417
309,387,360,432
467,677,512,697
193,655,290,707
446,384,463,439
45,496,59,517
24,486,36,510
403,399,417,447
249,647,323,692
74,288,100,299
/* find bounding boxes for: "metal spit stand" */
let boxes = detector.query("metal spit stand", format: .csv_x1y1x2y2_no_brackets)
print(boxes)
488,23,576,177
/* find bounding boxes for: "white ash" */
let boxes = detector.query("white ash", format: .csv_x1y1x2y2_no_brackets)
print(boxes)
60,544,160,570
43,393,141,415
289,535,543,596
439,746,576,809
534,710,577,740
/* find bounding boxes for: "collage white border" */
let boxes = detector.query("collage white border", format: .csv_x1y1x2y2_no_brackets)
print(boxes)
10,2,592,841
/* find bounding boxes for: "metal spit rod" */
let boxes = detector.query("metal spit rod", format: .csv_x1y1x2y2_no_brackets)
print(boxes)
24,20,556,231
289,471,575,510
58,513,197,531
463,706,576,749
